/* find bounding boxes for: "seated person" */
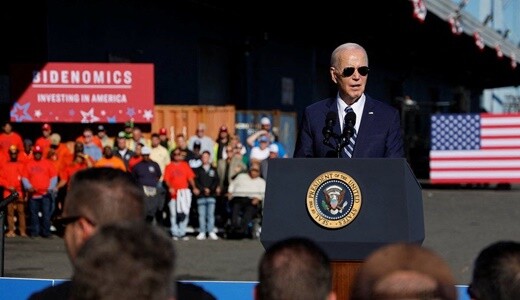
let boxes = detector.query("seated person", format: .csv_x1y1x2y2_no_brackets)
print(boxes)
227,162,266,238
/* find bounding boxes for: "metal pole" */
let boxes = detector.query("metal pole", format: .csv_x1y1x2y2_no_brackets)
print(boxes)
0,210,5,276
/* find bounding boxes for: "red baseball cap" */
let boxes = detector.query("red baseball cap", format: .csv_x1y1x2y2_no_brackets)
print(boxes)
42,123,51,131
159,128,167,135
219,125,228,132
33,145,43,153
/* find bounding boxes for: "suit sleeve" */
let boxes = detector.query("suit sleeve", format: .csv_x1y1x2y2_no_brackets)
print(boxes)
293,108,315,158
385,109,405,158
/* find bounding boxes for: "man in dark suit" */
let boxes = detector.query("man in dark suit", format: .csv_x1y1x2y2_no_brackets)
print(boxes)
294,42,404,158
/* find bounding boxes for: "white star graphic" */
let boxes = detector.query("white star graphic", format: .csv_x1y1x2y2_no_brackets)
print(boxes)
80,108,101,123
34,110,42,118
101,110,106,116
143,110,153,121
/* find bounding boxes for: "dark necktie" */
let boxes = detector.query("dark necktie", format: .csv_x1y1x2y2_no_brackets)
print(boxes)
344,107,357,158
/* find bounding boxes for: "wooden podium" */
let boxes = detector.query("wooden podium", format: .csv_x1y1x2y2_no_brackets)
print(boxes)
260,158,424,299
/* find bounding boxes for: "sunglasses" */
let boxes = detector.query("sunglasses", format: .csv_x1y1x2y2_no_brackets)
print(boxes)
53,215,95,237
341,66,369,77
53,216,80,237
54,216,82,227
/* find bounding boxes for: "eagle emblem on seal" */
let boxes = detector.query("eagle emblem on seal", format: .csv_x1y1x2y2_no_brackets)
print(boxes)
307,171,362,229
323,185,346,215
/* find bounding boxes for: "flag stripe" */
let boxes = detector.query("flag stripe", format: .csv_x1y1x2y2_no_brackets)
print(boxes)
431,160,520,168
430,149,520,158
430,178,520,183
430,170,520,179
481,139,520,147
481,128,520,135
430,113,520,184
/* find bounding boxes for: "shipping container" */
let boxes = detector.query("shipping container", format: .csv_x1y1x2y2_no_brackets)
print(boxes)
152,105,236,139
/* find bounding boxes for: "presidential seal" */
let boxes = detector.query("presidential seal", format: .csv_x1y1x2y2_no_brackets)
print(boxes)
306,171,362,229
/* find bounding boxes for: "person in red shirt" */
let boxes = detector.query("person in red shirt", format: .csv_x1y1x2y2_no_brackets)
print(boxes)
35,123,53,159
163,148,200,240
22,145,58,238
0,121,24,163
128,142,144,171
0,145,27,237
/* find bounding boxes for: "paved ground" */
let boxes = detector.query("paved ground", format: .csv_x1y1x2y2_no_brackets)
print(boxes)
2,184,520,285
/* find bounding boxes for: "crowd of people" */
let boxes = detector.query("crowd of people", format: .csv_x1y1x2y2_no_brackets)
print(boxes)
0,117,285,240
258,238,520,300
20,165,520,300
3,40,520,299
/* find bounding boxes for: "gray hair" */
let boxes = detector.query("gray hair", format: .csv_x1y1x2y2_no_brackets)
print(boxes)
330,42,368,68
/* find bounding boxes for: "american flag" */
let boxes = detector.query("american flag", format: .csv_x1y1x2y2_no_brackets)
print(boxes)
430,113,520,183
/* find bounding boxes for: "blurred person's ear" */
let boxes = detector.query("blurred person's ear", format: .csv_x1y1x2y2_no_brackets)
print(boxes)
78,217,96,242
327,291,337,300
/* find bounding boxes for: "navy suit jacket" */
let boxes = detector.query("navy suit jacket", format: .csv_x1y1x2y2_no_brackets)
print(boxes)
293,95,404,158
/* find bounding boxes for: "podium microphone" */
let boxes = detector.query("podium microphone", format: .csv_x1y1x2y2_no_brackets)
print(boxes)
322,111,337,143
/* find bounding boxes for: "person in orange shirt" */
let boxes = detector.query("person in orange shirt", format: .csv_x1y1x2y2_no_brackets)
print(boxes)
0,121,25,163
94,145,127,172
0,145,27,237
35,123,53,158
22,145,58,238
47,133,73,175
17,138,34,164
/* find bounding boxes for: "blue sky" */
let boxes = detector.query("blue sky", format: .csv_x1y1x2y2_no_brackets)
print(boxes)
460,0,519,44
